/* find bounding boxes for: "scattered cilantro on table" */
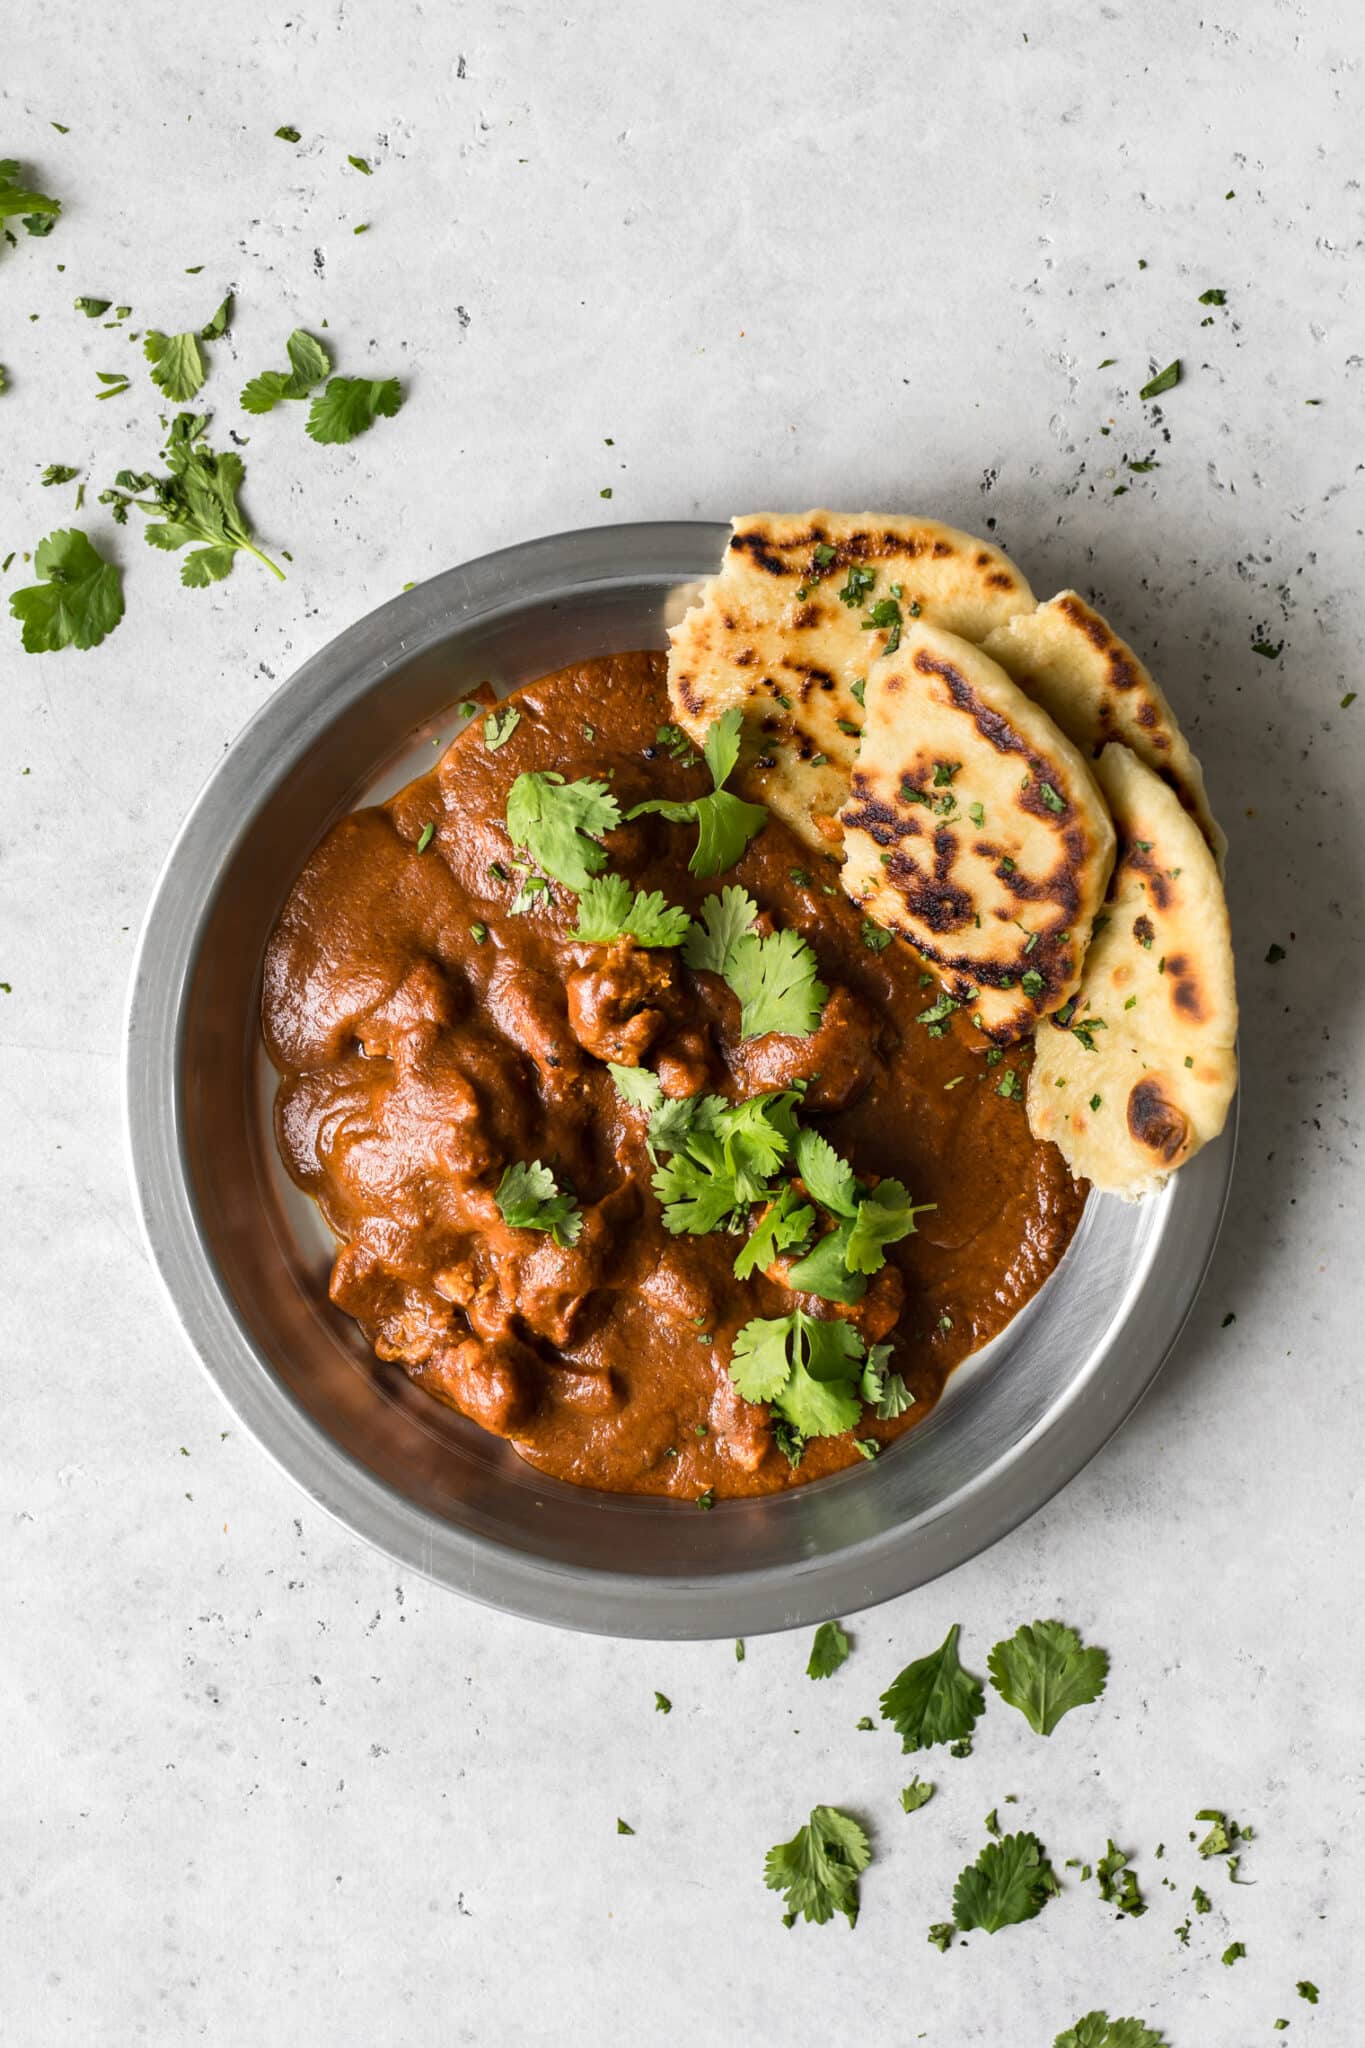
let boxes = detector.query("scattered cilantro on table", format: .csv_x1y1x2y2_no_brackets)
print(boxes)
926,1921,954,1952
1297,1981,1319,2003
653,1691,671,1714
952,1830,1059,1933
764,1805,870,1928
505,770,620,889
572,874,690,947
1052,2014,1168,2048
880,1623,984,1753
1139,359,1181,401
144,328,209,403
99,412,284,584
899,1778,934,1814
493,1160,582,1246
806,1620,851,1679
241,329,331,413
306,374,403,444
987,1619,1109,1735
0,159,61,238
9,529,123,652
1222,1939,1246,1965
1095,1839,1146,1917
628,707,767,876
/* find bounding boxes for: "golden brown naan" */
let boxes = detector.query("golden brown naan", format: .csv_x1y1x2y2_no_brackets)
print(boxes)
1027,743,1237,1197
838,621,1116,1041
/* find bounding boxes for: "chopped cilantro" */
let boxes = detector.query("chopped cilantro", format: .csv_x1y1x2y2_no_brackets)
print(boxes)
927,1922,955,1952
1265,942,1286,963
9,528,123,653
415,821,435,854
996,1068,1021,1100
654,1691,671,1713
616,1817,634,1835
1090,1093,1102,1112
275,125,301,142
494,1159,582,1246
39,463,79,486
654,721,700,765
1096,1840,1146,1918
1052,2015,1167,2047
859,917,893,954
1038,781,1066,813
1139,360,1181,401
953,1831,1059,1934
764,1806,870,1929
696,1488,715,1511
1253,639,1284,659
573,874,690,947
505,768,618,885
469,922,488,944
73,295,110,318
968,800,986,827
241,329,331,413
881,1624,984,1753
1198,287,1227,305
306,375,403,444
347,153,373,174
1193,1884,1211,1913
807,1620,851,1680
987,1620,1109,1736
143,327,208,403
863,594,903,652
1222,1941,1246,1966
1297,1982,1318,2004
899,1778,934,1814
836,563,875,609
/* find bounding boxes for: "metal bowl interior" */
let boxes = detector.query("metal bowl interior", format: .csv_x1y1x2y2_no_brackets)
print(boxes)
125,521,1236,1638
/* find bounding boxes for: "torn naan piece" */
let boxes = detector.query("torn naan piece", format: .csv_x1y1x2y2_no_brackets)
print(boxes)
1027,742,1237,1198
667,511,1034,855
839,621,1116,1042
981,591,1226,865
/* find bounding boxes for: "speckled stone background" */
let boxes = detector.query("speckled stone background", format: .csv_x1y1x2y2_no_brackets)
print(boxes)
3,4,1362,2043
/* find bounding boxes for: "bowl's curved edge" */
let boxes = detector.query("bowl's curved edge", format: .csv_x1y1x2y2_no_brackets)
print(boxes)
123,522,1239,1640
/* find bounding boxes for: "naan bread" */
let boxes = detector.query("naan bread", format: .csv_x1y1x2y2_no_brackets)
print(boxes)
981,591,1226,865
1027,743,1237,1198
667,511,1035,855
839,621,1116,1041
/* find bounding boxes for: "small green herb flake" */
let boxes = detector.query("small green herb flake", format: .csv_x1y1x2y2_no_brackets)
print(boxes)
416,821,435,854
275,125,301,142
599,486,613,498
654,1691,671,1714
735,1638,745,1662
1222,1940,1246,1966
1265,942,1286,964
860,918,892,954
347,153,373,174
927,1922,954,1952
1139,359,1181,401
1198,287,1228,305
1297,1982,1319,2004
696,1488,715,1511
616,1817,634,1835
1341,691,1357,708
1253,639,1284,659
899,1778,934,1814
483,707,521,752
807,1619,851,1680
468,922,488,945
73,295,110,318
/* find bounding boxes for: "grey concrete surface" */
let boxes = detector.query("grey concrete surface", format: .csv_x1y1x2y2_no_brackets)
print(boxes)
3,3,1362,2042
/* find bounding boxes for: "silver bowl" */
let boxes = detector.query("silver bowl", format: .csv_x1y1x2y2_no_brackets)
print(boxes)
124,521,1237,1639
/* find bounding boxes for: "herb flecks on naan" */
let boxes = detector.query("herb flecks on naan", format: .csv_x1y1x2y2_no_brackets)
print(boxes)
981,590,1226,865
1027,742,1237,1198
839,622,1117,1042
667,512,1034,857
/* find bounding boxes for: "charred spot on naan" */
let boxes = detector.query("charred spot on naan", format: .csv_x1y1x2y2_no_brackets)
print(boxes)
1126,1077,1189,1163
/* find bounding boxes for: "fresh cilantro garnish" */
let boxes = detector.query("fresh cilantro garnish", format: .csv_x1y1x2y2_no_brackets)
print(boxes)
1222,1941,1246,1966
900,1779,934,1814
1194,1808,1253,1861
275,125,301,142
953,1831,1059,1934
347,153,373,174
493,1159,582,1246
807,1620,851,1680
73,296,110,318
861,1342,913,1419
730,1308,864,1440
616,1817,634,1835
987,1620,1109,1736
996,1067,1022,1101
860,918,892,953
1193,1884,1211,1913
968,800,986,827
733,1181,815,1281
1297,1982,1319,2003
764,1806,870,1928
144,327,210,403
0,159,61,237
573,874,690,947
681,884,825,1038
1038,781,1066,812
863,594,903,652
654,1092,796,1236
9,529,124,653
200,294,233,340
836,563,875,608
927,1922,954,1952
306,375,404,444
654,1691,671,1713
845,1180,934,1272
98,412,284,583
654,721,700,765
505,769,619,887
629,707,767,877
1198,288,1227,306
40,463,79,486
1052,2014,1168,2047
608,1064,665,1117
880,1624,984,1753
1071,1015,1107,1053
1095,1840,1146,1917
1139,359,1181,401
241,329,331,413
415,821,435,854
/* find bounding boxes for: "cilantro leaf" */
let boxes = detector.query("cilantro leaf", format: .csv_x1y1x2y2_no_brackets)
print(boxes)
793,1126,859,1217
241,328,332,413
784,1223,867,1304
729,1308,864,1439
505,771,621,890
607,1063,664,1117
628,708,767,876
807,1620,851,1680
1297,1982,1319,2004
305,374,404,445
653,1092,796,1235
845,1179,934,1273
1139,359,1181,401
494,1159,582,1246
98,412,284,583
573,874,691,947
1095,1840,1146,1917
681,884,758,974
200,294,233,341
733,1182,815,1281
861,1341,914,1418
143,329,208,403
900,1778,934,1814
9,529,124,653
987,1620,1109,1736
0,160,61,234
953,1831,1059,1934
1053,2014,1168,2048
880,1624,985,1752
726,927,827,1039
927,1922,954,1952
764,1805,870,1928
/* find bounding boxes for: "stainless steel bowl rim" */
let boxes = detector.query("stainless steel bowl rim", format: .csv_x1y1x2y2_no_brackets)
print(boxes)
124,520,1237,1639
